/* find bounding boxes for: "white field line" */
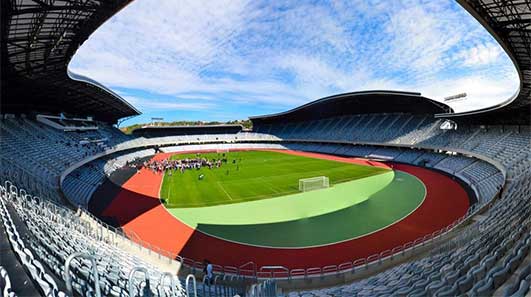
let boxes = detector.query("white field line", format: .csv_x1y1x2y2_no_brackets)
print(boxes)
258,177,281,194
217,181,233,200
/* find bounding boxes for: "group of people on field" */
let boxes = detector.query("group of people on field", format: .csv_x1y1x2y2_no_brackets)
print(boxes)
140,155,226,174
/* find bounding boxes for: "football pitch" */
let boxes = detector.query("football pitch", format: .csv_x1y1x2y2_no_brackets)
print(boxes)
160,150,389,208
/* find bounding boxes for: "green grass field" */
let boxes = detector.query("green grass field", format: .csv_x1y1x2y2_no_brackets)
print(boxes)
160,150,389,208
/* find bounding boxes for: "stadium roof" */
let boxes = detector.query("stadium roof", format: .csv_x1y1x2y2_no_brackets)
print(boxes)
441,0,530,124
252,1,531,126
132,124,244,138
1,0,528,125
250,91,452,124
1,0,140,123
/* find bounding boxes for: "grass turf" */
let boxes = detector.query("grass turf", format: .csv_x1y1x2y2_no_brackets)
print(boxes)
188,171,425,247
160,150,389,208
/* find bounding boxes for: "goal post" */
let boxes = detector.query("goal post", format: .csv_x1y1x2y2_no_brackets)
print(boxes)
299,176,330,192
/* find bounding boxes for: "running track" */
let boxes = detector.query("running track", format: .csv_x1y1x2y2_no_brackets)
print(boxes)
97,150,469,269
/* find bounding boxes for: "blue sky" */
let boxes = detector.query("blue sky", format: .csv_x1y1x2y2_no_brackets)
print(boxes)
69,0,518,126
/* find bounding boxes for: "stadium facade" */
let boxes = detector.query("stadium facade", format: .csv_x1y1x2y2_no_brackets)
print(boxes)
0,0,530,296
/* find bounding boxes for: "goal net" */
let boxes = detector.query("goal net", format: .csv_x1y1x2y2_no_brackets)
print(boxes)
299,176,330,192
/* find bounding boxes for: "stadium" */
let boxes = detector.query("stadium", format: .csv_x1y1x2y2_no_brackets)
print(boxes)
0,0,530,297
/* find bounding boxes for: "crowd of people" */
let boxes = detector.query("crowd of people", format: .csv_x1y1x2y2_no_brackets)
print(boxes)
140,154,227,174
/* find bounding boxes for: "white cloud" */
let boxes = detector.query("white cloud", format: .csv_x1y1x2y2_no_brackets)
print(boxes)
456,43,503,66
69,0,518,119
124,96,215,111
418,73,519,112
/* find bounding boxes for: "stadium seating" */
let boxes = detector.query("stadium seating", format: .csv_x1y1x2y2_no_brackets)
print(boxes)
1,191,63,296
1,266,16,297
0,116,132,201
2,110,529,296
4,0,531,293
1,111,531,296
63,149,156,207
1,181,252,297
284,165,530,297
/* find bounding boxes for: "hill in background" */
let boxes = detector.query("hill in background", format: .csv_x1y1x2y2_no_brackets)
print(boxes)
120,119,252,134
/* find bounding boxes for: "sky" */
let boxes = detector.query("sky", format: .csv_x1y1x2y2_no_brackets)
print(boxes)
69,0,519,126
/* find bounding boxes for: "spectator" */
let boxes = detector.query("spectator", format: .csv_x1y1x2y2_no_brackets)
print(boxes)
203,259,214,285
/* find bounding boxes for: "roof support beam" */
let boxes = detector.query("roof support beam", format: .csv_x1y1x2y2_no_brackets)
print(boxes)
13,6,97,15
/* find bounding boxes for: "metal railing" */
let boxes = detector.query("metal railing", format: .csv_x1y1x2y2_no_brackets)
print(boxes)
258,266,290,279
79,207,181,266
128,266,150,297
185,274,197,297
2,137,505,284
174,200,488,282
3,154,501,285
239,261,258,278
2,185,193,297
249,279,277,297
64,253,101,297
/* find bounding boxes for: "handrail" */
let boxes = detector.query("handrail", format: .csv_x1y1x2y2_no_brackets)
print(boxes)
305,267,322,276
9,185,17,198
212,275,221,296
4,176,491,283
4,174,491,289
249,284,258,297
79,207,178,265
3,130,506,283
201,275,210,297
128,266,150,297
4,181,12,194
64,252,101,297
239,261,257,278
322,265,338,274
259,266,290,279
249,279,277,297
185,274,197,297
337,262,352,271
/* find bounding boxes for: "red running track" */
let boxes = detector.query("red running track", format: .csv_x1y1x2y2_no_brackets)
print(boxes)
99,150,469,269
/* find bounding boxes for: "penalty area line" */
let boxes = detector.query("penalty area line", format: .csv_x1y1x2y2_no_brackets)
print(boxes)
217,181,233,201
258,177,281,194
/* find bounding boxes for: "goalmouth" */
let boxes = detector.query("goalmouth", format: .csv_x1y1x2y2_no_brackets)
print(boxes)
299,176,330,192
